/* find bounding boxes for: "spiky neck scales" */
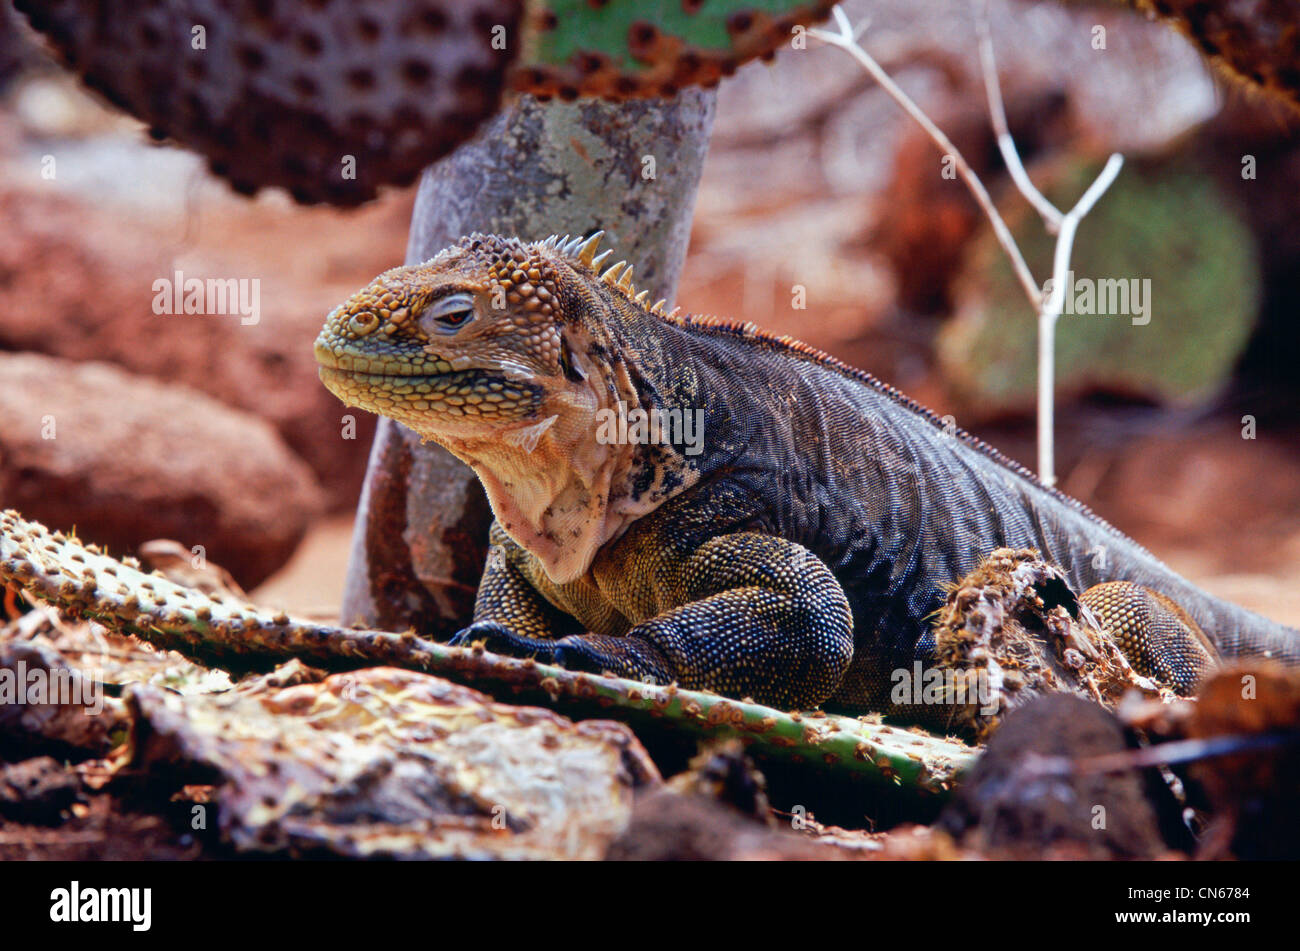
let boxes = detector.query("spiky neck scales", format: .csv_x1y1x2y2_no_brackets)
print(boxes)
549,232,1133,543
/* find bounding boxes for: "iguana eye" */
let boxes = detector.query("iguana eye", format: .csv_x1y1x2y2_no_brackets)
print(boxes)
422,293,476,335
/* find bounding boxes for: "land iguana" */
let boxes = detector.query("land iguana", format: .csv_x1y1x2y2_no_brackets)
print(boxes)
313,232,1300,713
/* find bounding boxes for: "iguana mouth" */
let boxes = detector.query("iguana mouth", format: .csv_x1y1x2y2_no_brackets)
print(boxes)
315,342,542,423
316,365,448,389
313,338,457,378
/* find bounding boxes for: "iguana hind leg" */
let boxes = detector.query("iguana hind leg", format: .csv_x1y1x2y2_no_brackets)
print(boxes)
1080,581,1219,695
556,532,856,710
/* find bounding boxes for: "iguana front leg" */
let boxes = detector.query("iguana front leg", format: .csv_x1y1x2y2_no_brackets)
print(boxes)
553,533,856,710
449,542,582,655
1080,581,1219,694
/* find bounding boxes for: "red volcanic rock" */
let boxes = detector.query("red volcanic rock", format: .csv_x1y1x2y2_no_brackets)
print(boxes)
0,352,324,589
0,181,393,509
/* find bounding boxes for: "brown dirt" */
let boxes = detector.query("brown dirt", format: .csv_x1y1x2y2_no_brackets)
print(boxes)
938,694,1173,859
0,785,214,861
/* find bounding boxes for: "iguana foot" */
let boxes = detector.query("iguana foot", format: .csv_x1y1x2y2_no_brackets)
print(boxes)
551,634,673,684
1080,581,1219,695
544,533,855,709
448,621,559,661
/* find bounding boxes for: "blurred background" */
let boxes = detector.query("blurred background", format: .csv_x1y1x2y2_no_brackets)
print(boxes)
2,0,1298,624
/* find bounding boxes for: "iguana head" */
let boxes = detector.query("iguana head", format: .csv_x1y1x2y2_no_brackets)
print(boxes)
315,232,697,583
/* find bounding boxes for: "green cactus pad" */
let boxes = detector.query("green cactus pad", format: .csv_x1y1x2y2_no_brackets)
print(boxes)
1,508,976,796
514,0,834,98
939,157,1260,411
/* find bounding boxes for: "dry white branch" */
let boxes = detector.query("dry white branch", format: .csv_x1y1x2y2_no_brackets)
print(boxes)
973,0,1063,232
970,0,1124,484
808,7,1041,308
811,3,1126,487
1037,153,1124,485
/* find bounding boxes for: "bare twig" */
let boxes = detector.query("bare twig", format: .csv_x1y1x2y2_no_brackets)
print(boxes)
812,3,1126,487
1037,153,1123,485
971,0,1123,484
1020,730,1300,779
808,8,1041,308
973,0,1063,231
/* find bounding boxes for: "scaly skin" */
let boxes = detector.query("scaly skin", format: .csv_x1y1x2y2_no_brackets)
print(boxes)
315,232,1300,712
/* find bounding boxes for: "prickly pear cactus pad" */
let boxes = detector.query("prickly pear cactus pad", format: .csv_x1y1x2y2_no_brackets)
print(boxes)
13,0,833,203
13,0,522,205
939,157,1260,411
0,510,976,797
1134,0,1300,111
515,0,835,98
926,549,1175,742
125,669,658,859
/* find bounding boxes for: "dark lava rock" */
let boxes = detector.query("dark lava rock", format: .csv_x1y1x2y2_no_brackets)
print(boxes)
938,694,1171,859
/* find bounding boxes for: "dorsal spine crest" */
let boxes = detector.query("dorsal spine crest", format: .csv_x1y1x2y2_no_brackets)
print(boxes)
526,229,1127,537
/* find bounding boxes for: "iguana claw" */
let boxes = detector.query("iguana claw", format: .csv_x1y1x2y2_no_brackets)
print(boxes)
549,637,605,675
448,621,559,661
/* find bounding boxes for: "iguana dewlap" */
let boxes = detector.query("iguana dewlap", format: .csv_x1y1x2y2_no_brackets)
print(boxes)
315,232,1300,711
